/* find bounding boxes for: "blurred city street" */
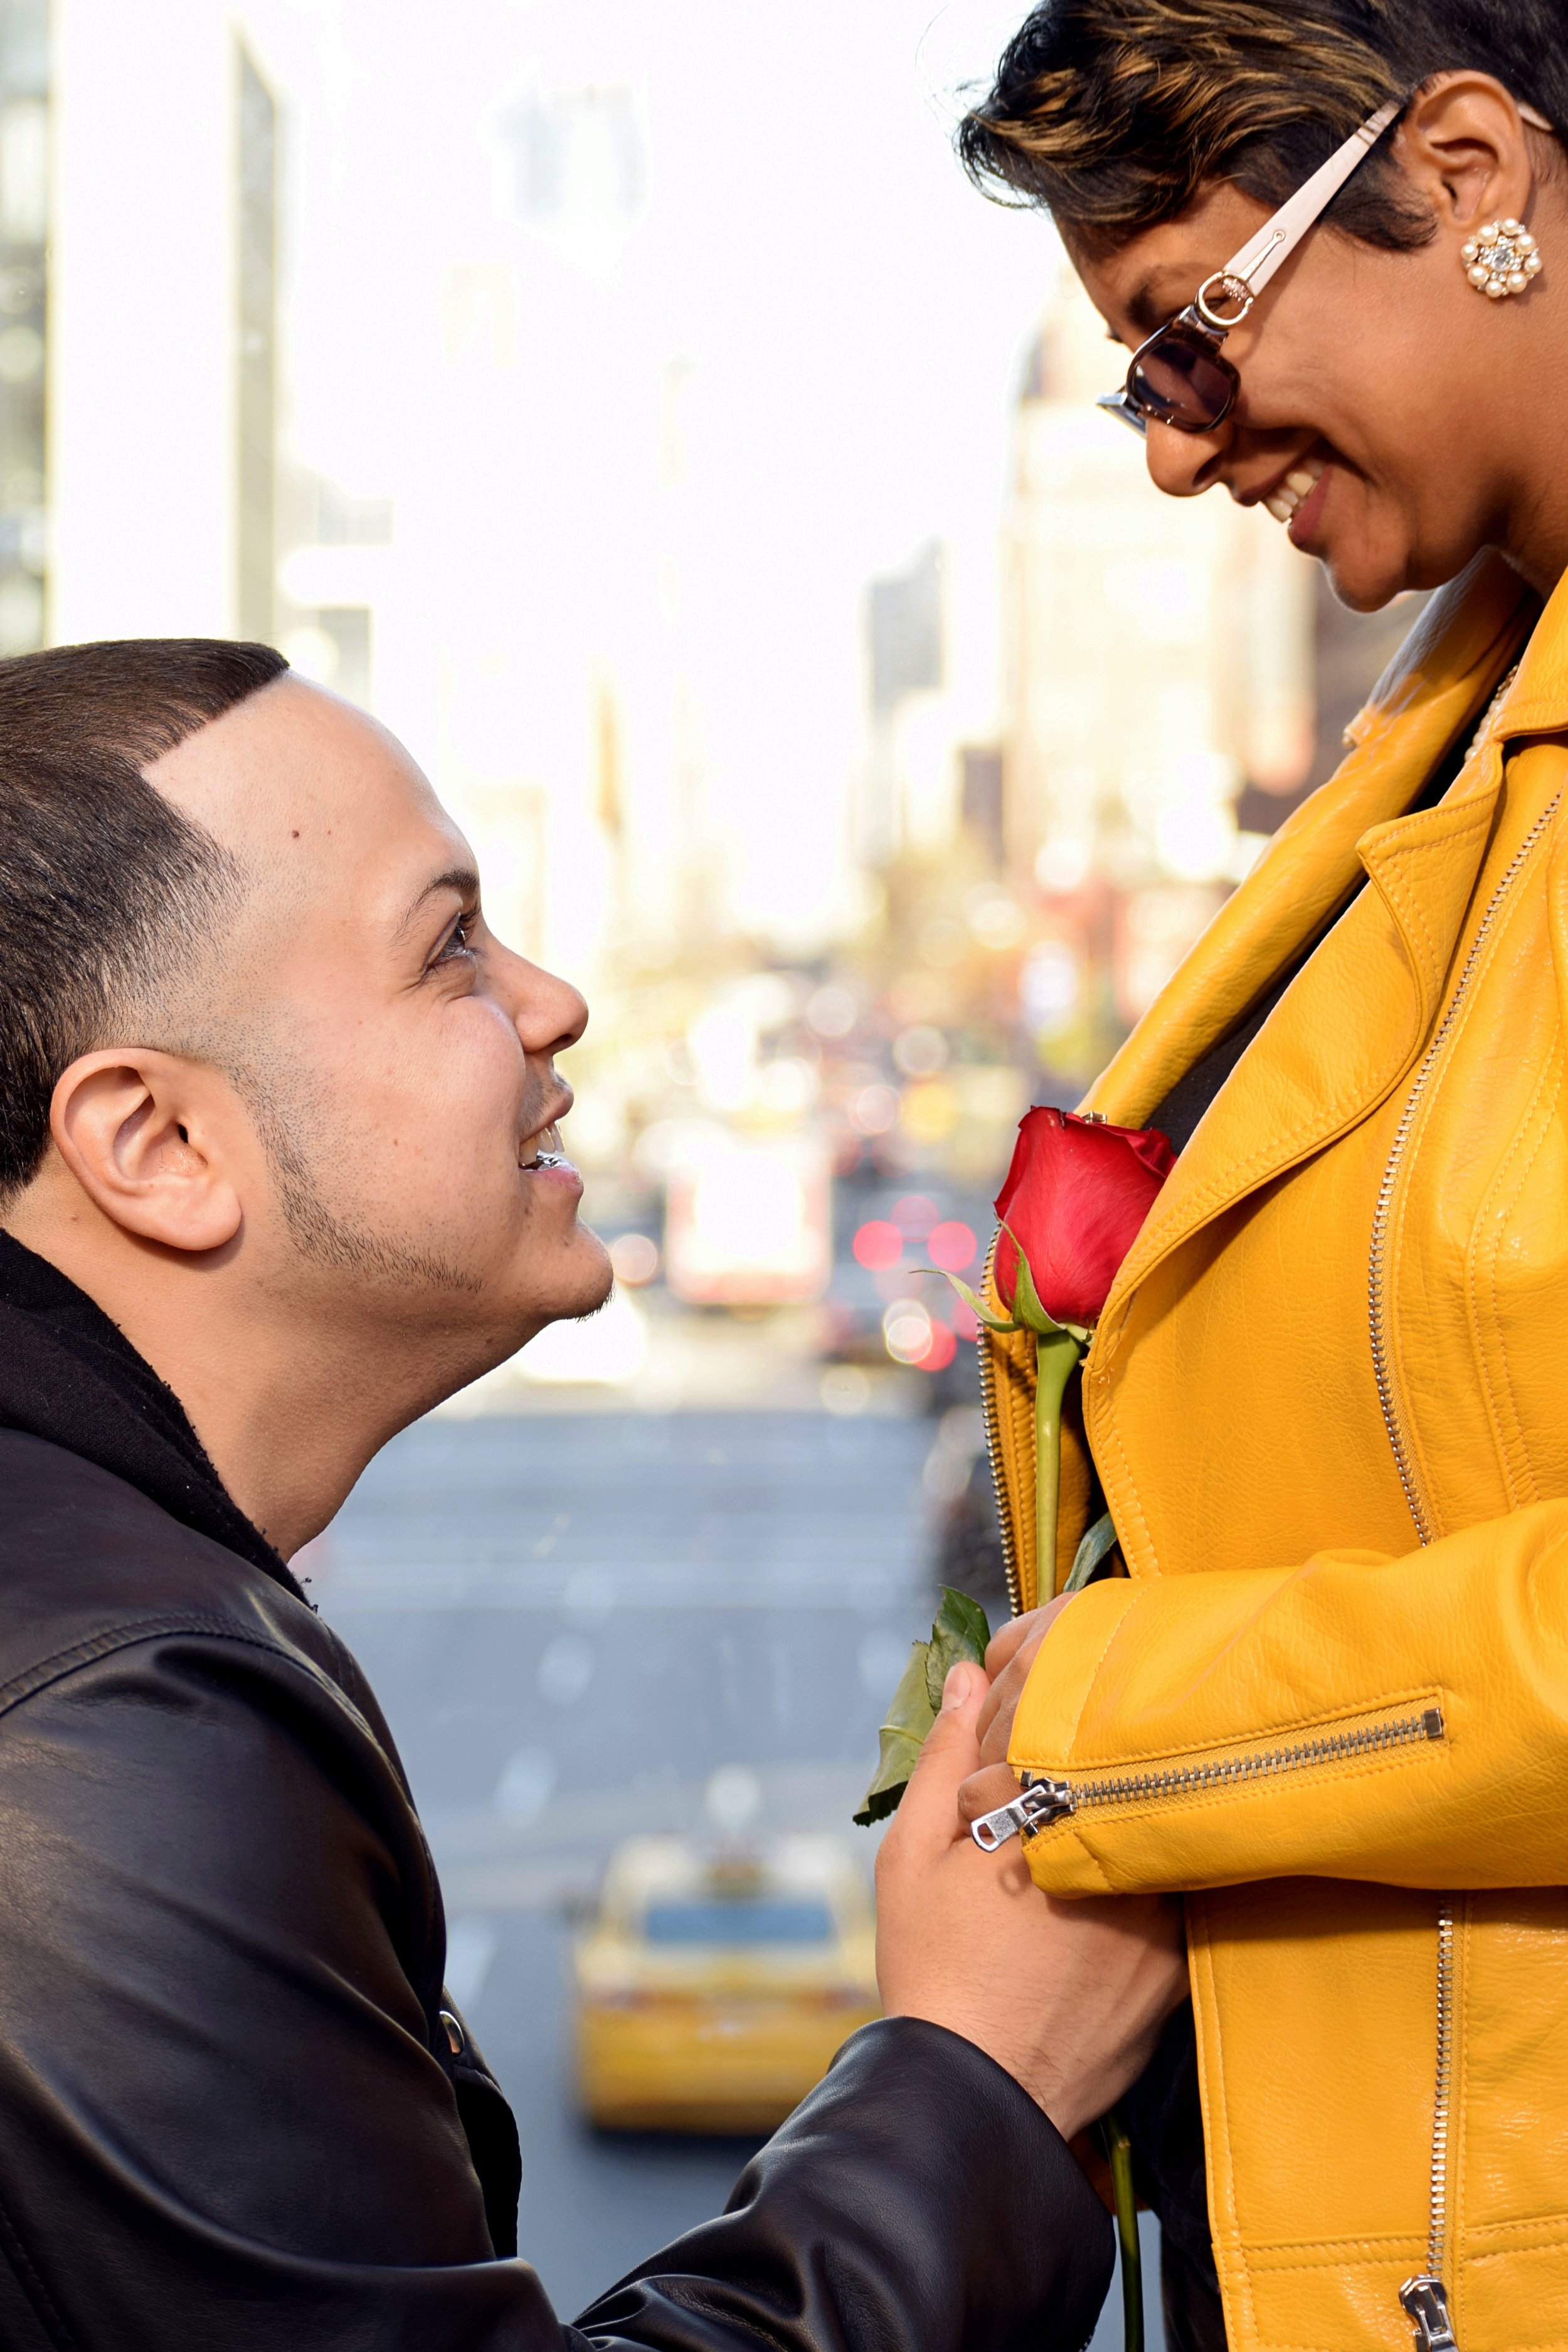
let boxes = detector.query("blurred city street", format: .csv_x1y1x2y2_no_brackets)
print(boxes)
311,1400,1163,2348
312,1407,933,2312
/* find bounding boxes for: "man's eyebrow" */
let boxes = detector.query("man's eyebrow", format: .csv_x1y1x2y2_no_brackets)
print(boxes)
395,864,480,941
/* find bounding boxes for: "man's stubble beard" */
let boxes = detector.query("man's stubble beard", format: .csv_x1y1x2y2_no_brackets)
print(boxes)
235,1057,487,1300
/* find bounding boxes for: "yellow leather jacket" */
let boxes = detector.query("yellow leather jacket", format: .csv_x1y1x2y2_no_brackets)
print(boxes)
985,550,1568,2351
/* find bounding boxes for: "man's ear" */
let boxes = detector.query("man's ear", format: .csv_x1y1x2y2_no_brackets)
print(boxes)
48,1051,244,1254
1395,73,1541,243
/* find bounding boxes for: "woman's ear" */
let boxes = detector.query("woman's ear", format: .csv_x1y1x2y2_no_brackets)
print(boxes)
1395,73,1541,241
46,1050,243,1254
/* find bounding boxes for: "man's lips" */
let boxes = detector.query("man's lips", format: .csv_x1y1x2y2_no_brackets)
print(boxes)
519,1120,576,1176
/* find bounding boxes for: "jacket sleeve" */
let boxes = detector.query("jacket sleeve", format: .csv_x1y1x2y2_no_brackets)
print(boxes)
1007,1497,1568,1897
0,1625,1110,2352
577,2020,1113,2352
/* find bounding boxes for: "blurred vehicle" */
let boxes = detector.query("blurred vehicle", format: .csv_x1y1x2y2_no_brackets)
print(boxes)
663,1128,833,1308
817,1182,993,1407
574,1833,879,2132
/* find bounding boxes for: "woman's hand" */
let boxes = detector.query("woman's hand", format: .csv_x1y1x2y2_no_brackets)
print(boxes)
946,1596,1076,1831
875,1656,1187,2141
977,1596,1073,1761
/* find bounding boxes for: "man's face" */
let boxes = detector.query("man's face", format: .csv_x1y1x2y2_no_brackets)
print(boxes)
147,674,611,1381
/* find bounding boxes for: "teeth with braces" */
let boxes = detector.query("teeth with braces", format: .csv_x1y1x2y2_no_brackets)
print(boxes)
1264,453,1326,524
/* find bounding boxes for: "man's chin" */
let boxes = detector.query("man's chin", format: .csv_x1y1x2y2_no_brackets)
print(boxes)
517,1226,615,1333
410,1228,617,1410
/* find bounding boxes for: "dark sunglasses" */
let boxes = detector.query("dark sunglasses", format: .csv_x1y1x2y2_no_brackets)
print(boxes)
1097,98,1401,440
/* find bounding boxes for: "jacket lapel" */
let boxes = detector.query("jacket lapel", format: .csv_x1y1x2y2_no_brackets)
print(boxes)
1082,552,1532,1131
1083,554,1537,1339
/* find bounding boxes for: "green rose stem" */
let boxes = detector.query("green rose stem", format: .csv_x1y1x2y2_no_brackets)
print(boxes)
1019,1264,1143,2352
923,1241,1143,2349
1104,2114,1143,2349
1036,1328,1144,2347
1032,1327,1081,1606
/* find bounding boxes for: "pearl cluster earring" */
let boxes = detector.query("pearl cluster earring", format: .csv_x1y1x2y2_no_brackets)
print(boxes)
1463,218,1544,299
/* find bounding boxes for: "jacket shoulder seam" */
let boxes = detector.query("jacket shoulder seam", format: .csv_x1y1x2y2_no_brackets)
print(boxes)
0,2170,83,2349
0,1612,363,1737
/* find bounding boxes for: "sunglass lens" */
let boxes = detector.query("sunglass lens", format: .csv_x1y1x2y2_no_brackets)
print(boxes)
1128,329,1237,431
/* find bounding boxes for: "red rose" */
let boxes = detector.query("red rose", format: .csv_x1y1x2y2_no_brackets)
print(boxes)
993,1107,1175,1328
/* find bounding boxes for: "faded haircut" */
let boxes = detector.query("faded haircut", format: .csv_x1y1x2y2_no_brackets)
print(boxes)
0,638,289,1202
957,0,1568,250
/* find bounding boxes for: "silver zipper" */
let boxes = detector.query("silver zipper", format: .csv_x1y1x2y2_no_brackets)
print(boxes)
1399,1901,1459,2349
969,1704,1444,1850
1367,686,1551,2346
1369,758,1558,1547
975,1234,1024,1619
1399,2274,1458,2352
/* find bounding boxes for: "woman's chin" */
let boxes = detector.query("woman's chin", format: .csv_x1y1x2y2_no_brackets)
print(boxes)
1318,541,1422,616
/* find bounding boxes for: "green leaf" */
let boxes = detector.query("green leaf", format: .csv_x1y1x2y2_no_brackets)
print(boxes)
924,1586,992,1712
998,1221,1062,1337
998,1222,1094,1345
853,1590,993,1826
853,1641,937,1825
1064,1509,1120,1593
914,1268,1022,1335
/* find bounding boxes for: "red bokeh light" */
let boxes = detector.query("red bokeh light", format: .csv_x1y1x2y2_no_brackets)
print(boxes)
927,1220,977,1273
852,1220,903,1271
916,1322,958,1372
891,1194,939,1237
948,1300,979,1343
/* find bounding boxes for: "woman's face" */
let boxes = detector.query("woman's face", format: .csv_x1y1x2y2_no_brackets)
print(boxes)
1070,109,1562,610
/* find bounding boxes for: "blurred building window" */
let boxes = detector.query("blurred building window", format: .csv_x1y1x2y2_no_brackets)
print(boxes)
0,96,43,241
236,42,276,642
0,0,45,657
868,539,943,715
315,481,393,546
495,85,647,238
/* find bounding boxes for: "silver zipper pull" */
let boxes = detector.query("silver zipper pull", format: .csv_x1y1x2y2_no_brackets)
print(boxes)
970,1775,1074,1850
1399,2275,1458,2351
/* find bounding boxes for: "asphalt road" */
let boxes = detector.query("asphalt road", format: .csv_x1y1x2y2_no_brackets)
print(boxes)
312,1407,1163,2347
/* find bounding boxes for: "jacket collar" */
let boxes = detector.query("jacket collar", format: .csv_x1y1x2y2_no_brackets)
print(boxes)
0,1231,304,1600
1083,551,1538,1133
1084,549,1545,1339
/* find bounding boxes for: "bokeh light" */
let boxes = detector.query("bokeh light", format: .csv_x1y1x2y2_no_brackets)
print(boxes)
927,1221,977,1272
852,1220,903,1271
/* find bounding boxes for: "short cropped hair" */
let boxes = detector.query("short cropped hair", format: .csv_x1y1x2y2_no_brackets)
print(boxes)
958,0,1568,250
0,638,289,1200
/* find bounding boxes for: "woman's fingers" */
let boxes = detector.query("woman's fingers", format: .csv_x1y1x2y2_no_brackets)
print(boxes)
983,1610,1044,1675
956,1761,1024,1828
977,1595,1072,1758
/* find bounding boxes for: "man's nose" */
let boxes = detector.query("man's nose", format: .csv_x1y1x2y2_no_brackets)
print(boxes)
1143,415,1231,499
503,951,589,1057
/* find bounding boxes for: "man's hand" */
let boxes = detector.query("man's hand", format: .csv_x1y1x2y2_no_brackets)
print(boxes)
875,1657,1187,2141
949,1596,1074,1828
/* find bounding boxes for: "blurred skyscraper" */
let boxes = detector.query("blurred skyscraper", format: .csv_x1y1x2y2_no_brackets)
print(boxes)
861,539,946,865
999,265,1318,1080
0,0,46,658
235,45,277,646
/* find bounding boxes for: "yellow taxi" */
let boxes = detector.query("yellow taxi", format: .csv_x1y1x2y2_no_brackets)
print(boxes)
573,1833,879,2132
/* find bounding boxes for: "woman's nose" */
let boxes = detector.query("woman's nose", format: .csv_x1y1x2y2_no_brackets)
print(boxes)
1143,416,1231,499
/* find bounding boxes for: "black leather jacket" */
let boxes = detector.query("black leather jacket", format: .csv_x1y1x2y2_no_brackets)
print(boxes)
0,1237,1113,2352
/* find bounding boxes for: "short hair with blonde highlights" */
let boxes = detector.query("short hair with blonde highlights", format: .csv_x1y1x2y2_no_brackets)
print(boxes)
958,0,1565,251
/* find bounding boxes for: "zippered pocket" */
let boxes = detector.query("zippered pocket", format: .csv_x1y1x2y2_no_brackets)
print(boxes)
971,1702,1446,1850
